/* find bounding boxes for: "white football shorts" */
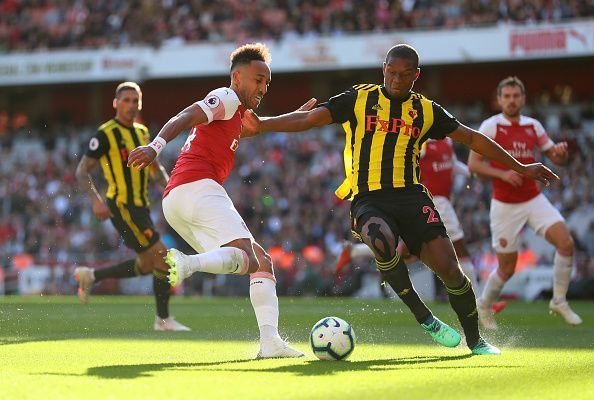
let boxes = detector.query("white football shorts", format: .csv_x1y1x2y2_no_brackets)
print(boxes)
162,179,253,253
433,195,465,242
490,193,564,253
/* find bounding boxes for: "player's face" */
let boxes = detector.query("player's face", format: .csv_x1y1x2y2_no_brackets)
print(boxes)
236,60,271,110
498,85,525,117
383,57,420,99
113,89,141,123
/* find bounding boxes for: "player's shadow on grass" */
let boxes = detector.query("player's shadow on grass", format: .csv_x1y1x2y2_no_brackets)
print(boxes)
84,354,515,379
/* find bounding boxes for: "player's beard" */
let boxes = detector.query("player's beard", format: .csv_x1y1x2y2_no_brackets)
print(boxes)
503,106,520,118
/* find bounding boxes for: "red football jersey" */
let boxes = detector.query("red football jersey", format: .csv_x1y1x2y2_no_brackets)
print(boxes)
164,88,245,197
420,137,454,199
479,114,554,203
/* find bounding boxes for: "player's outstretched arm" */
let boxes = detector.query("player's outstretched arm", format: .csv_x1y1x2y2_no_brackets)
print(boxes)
451,124,559,186
243,105,333,136
128,103,209,169
242,98,318,138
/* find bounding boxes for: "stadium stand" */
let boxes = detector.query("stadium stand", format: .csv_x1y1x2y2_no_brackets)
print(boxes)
0,0,592,52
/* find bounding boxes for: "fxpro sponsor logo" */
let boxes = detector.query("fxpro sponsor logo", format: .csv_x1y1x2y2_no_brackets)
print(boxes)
365,115,421,138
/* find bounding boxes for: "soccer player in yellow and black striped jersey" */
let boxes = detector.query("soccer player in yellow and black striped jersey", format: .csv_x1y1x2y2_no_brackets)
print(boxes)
74,81,190,331
244,44,559,355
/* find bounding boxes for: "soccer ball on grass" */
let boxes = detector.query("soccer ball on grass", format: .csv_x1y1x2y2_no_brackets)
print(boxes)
310,316,355,360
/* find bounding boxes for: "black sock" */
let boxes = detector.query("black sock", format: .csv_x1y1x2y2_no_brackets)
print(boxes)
446,277,480,348
379,255,432,324
153,269,171,319
94,259,141,282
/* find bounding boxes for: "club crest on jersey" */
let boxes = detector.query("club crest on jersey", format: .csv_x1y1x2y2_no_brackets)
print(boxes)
372,104,383,111
205,95,220,109
408,108,418,120
230,138,239,152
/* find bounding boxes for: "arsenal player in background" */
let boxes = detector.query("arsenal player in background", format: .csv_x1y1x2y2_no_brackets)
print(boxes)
469,76,582,329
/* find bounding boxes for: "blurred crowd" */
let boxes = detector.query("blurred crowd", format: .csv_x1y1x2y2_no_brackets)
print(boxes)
1,0,593,52
1,84,593,297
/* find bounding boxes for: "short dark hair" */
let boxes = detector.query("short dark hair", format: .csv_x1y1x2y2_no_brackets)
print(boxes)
497,76,525,96
385,44,419,68
230,43,271,72
115,81,141,98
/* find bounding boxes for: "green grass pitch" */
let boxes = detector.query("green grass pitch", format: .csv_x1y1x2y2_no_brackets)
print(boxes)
1,296,592,400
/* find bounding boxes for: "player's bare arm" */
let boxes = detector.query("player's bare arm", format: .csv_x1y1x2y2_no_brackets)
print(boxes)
75,155,113,220
544,141,569,166
242,97,320,137
128,103,209,169
451,124,559,186
467,149,524,187
243,104,332,136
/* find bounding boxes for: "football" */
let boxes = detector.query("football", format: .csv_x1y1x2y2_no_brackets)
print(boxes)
310,316,356,360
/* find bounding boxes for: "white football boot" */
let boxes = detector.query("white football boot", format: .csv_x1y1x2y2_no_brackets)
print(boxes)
256,336,304,359
154,316,192,331
477,299,498,330
549,299,583,325
74,266,95,304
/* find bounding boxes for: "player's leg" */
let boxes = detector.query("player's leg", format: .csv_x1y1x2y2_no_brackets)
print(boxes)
478,198,527,329
74,200,150,304
403,189,497,354
479,251,517,329
433,196,479,292
527,195,583,325
162,180,252,284
352,203,461,348
419,236,499,355
249,241,303,358
135,240,191,331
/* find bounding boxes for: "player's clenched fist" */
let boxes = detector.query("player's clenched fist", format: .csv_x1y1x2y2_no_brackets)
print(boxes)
127,146,157,169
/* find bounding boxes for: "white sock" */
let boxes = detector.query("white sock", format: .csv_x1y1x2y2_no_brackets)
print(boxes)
187,247,249,275
249,272,280,341
553,252,573,302
459,257,479,295
480,269,506,307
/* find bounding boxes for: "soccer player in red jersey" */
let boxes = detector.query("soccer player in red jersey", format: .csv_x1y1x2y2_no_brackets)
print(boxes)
469,76,582,329
127,43,306,358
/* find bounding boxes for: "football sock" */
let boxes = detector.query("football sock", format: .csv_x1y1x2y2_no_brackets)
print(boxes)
446,277,480,348
459,257,479,294
249,272,280,341
153,269,171,319
378,255,432,324
553,252,573,302
94,259,143,282
480,269,506,307
186,247,249,275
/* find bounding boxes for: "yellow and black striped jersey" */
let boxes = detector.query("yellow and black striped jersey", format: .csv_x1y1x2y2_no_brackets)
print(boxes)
322,84,460,200
85,118,151,207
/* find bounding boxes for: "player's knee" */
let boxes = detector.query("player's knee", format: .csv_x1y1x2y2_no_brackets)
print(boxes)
440,263,465,288
556,236,574,257
246,253,260,274
361,217,396,262
497,267,514,281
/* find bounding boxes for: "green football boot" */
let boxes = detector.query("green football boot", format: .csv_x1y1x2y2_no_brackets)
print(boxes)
471,338,501,355
421,317,462,348
165,248,189,287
